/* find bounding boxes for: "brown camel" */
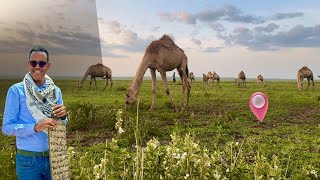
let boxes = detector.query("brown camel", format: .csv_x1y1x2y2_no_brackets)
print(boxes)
78,63,113,91
189,72,195,83
297,66,314,91
206,71,213,85
237,70,246,87
212,72,220,85
256,74,264,85
203,74,207,84
125,34,191,111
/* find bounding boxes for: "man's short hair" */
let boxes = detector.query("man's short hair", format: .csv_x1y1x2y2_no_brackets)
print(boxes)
29,46,49,61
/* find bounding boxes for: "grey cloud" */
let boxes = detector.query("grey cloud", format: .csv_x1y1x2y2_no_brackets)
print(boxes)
254,23,279,33
160,5,306,26
218,24,320,51
150,26,160,32
159,12,196,24
192,38,201,45
107,20,121,34
160,4,265,24
209,23,225,32
203,47,222,53
271,12,303,20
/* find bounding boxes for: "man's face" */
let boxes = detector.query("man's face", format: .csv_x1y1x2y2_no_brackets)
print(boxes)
28,52,50,85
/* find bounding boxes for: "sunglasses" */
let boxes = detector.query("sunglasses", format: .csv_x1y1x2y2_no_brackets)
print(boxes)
29,60,47,68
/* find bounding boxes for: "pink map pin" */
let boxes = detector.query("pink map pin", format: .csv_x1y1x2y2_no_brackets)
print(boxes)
249,92,268,123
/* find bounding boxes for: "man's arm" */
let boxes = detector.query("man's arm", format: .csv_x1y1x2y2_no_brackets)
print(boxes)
2,86,37,137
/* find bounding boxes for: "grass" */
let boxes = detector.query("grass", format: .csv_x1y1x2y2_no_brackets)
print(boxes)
0,79,319,179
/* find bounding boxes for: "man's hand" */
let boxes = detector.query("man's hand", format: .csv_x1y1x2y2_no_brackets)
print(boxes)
34,118,58,132
52,104,67,118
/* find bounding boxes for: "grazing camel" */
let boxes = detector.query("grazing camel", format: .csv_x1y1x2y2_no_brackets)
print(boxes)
203,74,207,84
237,70,246,87
78,63,113,91
212,72,220,85
206,71,214,85
189,72,195,83
125,34,191,111
297,66,314,91
256,74,264,85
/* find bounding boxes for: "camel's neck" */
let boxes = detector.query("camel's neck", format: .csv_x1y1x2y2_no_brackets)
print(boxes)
130,57,149,95
79,72,89,84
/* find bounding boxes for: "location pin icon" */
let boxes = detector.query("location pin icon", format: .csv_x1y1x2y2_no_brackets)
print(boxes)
249,92,268,123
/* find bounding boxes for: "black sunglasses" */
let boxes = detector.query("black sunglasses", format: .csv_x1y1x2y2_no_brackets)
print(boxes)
29,60,47,68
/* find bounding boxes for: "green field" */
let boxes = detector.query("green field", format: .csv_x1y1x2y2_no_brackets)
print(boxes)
1,79,320,179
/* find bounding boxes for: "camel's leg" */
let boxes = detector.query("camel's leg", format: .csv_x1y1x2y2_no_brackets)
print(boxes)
185,75,191,107
312,79,314,91
103,78,108,91
306,78,310,91
89,76,93,91
149,69,157,111
159,70,176,112
110,78,113,91
93,77,97,91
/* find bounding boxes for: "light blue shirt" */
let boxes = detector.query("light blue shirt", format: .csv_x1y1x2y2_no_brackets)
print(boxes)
2,81,67,152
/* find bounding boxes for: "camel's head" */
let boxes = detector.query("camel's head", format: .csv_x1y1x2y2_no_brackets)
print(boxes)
77,83,83,90
125,88,137,109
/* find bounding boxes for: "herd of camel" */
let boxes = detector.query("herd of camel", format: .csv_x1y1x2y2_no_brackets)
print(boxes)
77,34,317,111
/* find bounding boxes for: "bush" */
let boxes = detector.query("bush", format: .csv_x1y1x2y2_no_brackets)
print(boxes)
67,101,98,130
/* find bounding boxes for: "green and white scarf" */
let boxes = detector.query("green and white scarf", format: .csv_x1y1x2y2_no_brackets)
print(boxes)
23,73,59,133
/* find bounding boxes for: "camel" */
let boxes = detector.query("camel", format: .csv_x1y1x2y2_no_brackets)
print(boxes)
189,72,195,83
297,66,314,91
203,74,207,84
256,74,264,85
237,70,246,87
125,34,191,111
78,63,113,91
206,71,214,85
212,72,220,85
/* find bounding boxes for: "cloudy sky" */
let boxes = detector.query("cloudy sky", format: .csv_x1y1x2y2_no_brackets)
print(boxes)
97,0,320,79
0,0,102,78
0,0,319,79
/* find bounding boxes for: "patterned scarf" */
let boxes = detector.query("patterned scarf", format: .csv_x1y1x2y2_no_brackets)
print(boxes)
23,73,59,133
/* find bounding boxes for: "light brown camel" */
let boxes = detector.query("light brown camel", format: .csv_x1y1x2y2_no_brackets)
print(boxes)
125,34,191,111
212,72,220,85
297,66,314,91
78,63,113,91
203,74,207,84
237,70,246,87
206,71,214,85
189,72,195,83
256,74,264,85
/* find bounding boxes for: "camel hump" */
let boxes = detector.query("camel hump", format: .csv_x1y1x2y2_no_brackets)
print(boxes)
301,66,309,70
146,34,183,54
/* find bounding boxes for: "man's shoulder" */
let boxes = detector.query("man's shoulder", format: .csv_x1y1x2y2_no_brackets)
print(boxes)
10,82,24,90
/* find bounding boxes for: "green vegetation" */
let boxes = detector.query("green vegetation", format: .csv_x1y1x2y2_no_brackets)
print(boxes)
0,79,319,179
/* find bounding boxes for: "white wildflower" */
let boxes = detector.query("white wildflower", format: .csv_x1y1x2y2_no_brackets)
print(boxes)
118,127,124,134
310,170,318,178
95,173,100,179
94,165,99,170
181,152,187,159
184,173,190,179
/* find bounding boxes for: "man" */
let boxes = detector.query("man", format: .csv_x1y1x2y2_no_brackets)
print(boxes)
2,46,68,179
173,72,176,84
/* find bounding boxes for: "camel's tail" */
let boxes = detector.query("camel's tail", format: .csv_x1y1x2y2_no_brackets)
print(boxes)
186,65,189,77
